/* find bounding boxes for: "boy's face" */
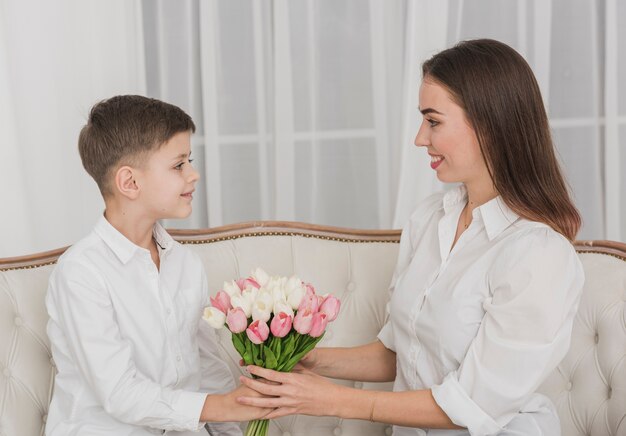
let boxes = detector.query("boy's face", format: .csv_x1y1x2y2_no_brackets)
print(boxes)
135,130,199,220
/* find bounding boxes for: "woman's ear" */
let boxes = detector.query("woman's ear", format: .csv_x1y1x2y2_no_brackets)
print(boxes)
115,166,140,200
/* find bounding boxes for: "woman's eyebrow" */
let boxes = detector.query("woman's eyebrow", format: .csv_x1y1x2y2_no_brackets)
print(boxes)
419,107,444,116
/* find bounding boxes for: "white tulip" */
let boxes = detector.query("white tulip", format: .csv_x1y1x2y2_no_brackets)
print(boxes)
273,298,294,317
250,268,270,286
287,282,307,310
223,280,242,297
252,291,273,322
202,306,226,329
284,275,302,295
231,289,257,318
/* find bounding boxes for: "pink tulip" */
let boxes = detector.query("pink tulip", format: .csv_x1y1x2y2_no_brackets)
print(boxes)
235,278,246,290
210,290,232,314
246,320,270,344
270,312,293,338
226,308,248,333
236,277,261,291
244,277,261,289
309,312,328,338
319,295,341,322
293,309,314,334
298,289,319,313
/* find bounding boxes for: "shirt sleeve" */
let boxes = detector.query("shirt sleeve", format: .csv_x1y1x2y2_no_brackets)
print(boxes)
198,268,243,436
431,228,585,435
47,260,207,432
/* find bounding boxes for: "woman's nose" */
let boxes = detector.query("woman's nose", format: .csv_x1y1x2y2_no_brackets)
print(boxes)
414,123,429,148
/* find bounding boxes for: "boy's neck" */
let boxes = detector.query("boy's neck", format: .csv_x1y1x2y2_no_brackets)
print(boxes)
103,205,157,251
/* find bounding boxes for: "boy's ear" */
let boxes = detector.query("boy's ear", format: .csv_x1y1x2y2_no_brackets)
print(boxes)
115,166,140,200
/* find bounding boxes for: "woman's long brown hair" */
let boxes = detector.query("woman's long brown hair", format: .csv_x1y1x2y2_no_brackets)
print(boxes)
422,39,581,241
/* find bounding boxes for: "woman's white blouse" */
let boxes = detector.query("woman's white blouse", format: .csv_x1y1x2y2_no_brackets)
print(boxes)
378,186,584,436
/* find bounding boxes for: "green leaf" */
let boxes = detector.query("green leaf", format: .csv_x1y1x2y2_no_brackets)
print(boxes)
231,333,246,357
279,334,325,372
243,339,253,365
264,346,278,369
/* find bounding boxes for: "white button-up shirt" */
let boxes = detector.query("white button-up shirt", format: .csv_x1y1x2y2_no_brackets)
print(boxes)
45,216,241,436
378,186,584,436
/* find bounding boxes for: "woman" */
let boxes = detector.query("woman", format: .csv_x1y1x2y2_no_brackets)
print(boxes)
237,39,584,435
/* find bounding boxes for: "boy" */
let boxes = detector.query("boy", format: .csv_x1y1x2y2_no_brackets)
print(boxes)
45,95,269,435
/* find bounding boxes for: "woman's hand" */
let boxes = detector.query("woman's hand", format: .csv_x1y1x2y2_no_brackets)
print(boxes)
236,365,345,419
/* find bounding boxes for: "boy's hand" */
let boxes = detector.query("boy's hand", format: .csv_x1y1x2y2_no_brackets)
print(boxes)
201,385,274,422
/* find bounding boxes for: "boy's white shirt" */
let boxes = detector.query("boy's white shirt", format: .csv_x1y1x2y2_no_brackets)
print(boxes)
45,216,242,435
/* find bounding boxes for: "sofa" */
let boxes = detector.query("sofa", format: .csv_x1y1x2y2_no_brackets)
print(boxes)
0,221,624,436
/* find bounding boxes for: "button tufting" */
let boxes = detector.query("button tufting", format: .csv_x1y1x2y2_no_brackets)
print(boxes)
385,426,393,436
14,316,23,327
594,333,599,344
346,282,356,292
333,426,342,436
282,432,291,436
566,381,573,391
608,387,612,399
42,414,47,423
3,368,10,377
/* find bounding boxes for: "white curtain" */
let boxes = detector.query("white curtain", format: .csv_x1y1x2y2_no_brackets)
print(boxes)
1,0,624,257
0,0,146,257
146,0,624,242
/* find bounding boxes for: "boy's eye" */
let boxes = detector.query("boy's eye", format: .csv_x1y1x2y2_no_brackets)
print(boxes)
174,158,194,170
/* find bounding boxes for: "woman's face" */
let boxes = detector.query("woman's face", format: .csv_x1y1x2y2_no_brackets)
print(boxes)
414,79,491,186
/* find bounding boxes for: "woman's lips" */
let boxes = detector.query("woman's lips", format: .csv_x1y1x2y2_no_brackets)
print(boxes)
430,155,444,170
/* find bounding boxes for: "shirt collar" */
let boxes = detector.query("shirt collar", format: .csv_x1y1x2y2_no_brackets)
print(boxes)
442,184,520,240
152,221,175,252
94,216,175,264
479,196,520,240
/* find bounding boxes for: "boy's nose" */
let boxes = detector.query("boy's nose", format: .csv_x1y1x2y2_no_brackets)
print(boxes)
188,165,200,182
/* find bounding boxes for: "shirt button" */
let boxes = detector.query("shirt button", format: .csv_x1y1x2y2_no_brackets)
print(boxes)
354,381,363,389
333,426,342,436
385,426,393,435
176,355,181,362
346,282,356,292
166,309,172,315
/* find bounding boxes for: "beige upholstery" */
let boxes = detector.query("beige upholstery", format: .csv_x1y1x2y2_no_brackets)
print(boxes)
0,222,624,436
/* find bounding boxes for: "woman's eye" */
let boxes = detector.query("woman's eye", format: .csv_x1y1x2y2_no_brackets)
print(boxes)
427,118,439,127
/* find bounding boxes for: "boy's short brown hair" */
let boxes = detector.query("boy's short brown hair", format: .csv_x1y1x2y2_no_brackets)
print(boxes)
78,95,196,197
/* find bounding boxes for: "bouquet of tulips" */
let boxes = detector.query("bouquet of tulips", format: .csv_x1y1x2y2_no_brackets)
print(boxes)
202,268,341,436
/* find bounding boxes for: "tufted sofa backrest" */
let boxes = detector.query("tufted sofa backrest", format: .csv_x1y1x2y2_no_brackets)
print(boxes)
0,222,624,436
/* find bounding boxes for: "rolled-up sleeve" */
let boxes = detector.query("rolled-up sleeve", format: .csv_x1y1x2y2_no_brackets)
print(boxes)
48,260,207,432
431,229,584,435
